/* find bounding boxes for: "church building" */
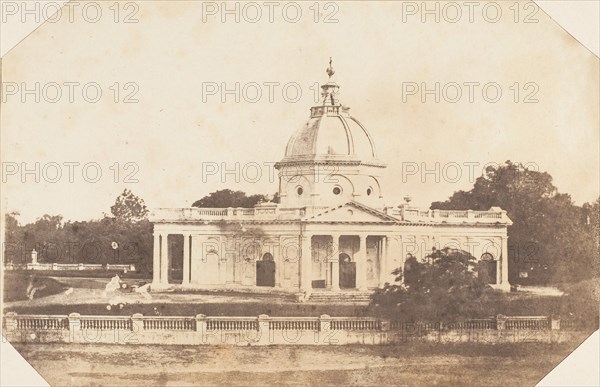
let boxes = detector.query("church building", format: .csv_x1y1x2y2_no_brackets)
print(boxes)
150,63,512,300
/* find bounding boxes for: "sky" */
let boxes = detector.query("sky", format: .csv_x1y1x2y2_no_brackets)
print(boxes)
1,1,599,224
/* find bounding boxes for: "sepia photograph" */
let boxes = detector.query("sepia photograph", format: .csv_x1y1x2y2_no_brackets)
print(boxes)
1,1,599,386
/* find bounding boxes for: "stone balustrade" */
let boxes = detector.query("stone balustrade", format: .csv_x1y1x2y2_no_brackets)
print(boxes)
150,206,307,222
384,206,511,224
151,206,510,224
4,263,136,271
3,312,568,346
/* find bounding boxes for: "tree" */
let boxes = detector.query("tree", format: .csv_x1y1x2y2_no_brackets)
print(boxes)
4,212,23,264
371,248,490,321
110,189,149,223
4,192,153,271
431,161,599,285
192,189,278,208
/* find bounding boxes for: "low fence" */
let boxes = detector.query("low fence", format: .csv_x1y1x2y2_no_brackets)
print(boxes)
2,313,569,346
4,263,136,272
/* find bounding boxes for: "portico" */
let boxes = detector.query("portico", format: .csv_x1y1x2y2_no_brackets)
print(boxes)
303,233,388,292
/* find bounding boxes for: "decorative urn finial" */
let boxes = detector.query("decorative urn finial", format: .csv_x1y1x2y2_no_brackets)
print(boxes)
326,57,335,79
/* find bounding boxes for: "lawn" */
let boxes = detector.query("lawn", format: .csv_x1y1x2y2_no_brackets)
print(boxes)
3,272,598,331
3,273,67,302
5,301,371,317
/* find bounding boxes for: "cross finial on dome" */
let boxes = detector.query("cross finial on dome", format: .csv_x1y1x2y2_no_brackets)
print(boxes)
326,57,335,79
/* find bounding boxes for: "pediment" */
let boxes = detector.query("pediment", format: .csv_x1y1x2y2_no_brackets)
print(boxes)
304,201,397,223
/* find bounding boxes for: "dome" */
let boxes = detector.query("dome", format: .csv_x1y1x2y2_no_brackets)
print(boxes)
280,81,383,166
275,62,387,209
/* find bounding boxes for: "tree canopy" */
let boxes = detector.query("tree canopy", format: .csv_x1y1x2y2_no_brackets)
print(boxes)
431,161,599,285
372,247,490,321
192,189,279,208
4,190,153,274
110,189,149,222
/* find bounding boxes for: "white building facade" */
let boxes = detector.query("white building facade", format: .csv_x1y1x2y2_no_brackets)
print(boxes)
151,68,512,299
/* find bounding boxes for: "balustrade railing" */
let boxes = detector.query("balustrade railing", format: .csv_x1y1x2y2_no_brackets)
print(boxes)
206,317,259,331
506,317,550,330
396,207,508,223
151,206,309,221
3,313,557,335
153,205,509,224
143,316,195,331
14,315,69,330
269,317,320,331
330,318,380,331
79,316,132,330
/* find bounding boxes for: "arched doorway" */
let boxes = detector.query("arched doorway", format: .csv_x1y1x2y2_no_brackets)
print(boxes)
256,253,275,287
477,253,497,284
339,253,356,289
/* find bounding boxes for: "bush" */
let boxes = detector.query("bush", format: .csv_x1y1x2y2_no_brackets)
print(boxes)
371,248,494,321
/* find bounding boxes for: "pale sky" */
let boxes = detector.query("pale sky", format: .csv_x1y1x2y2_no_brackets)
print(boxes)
1,1,599,224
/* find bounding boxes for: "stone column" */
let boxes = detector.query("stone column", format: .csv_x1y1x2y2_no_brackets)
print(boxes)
277,236,285,287
496,314,507,330
501,236,509,287
191,235,204,285
319,314,331,333
379,236,388,288
330,234,340,291
182,233,191,286
300,234,312,292
131,313,144,342
496,256,502,285
160,234,169,285
357,235,368,291
195,314,209,344
152,233,161,285
4,312,18,341
257,314,271,345
68,313,81,343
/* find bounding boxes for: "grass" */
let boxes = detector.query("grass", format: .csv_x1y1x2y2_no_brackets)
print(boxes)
6,302,371,317
3,273,67,302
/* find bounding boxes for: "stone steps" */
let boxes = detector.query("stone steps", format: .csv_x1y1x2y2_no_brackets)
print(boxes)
307,291,372,304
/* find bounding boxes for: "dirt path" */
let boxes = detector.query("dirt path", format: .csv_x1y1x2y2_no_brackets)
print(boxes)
14,343,568,386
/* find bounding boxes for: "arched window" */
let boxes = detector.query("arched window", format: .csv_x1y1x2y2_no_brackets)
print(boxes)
339,253,351,263
480,253,495,261
262,253,274,261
